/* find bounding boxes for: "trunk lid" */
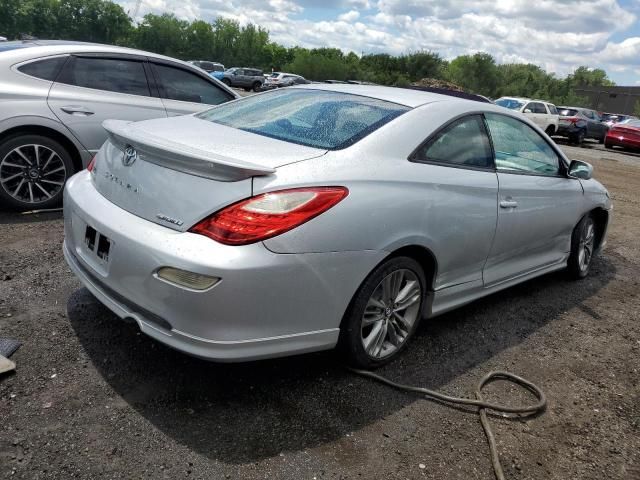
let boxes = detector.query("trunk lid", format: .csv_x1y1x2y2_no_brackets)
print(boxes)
92,116,326,231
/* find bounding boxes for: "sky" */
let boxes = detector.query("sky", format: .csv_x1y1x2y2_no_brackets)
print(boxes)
115,0,640,85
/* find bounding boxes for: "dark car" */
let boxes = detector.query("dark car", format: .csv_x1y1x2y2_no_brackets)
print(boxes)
605,119,640,151
601,113,637,128
215,67,264,92
556,106,608,145
188,60,225,73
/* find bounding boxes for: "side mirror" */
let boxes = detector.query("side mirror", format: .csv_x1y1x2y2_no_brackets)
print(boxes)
523,108,532,113
568,160,593,180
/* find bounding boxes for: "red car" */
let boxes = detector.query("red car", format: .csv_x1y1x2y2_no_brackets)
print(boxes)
604,119,640,151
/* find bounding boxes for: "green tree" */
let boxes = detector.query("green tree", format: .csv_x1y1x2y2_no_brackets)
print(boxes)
445,52,499,96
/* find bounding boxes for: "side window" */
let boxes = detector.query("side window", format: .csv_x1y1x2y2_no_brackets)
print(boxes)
548,105,558,115
413,115,493,169
485,113,560,176
152,63,233,105
58,57,150,96
18,56,67,81
530,102,546,114
583,110,594,119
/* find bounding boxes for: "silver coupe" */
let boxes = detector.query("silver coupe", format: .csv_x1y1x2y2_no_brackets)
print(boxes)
63,85,611,368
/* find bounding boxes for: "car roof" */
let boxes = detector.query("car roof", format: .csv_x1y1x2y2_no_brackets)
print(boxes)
293,83,478,108
0,40,201,68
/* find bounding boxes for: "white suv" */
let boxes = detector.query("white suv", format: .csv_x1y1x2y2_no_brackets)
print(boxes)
495,97,560,135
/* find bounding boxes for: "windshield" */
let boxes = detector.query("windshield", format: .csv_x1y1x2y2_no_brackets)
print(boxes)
495,98,525,110
196,89,409,150
619,119,640,128
558,108,578,116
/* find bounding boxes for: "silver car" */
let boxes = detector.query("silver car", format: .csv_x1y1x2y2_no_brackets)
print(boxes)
0,40,238,209
63,85,611,368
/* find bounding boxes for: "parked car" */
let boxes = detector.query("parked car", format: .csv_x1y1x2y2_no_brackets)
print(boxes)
601,113,637,128
213,67,264,91
0,40,238,209
495,97,559,135
265,72,311,88
556,106,608,145
63,84,611,368
0,36,7,42
604,119,640,151
188,60,224,74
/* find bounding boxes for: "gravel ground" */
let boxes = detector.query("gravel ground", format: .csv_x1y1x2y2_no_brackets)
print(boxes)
1,143,639,480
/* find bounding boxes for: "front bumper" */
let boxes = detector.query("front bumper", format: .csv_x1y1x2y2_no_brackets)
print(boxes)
63,171,385,361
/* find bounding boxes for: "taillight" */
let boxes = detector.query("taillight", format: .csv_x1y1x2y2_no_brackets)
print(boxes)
87,155,96,172
567,117,579,124
189,187,348,245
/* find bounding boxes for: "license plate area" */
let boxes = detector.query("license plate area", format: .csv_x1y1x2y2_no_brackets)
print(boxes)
85,225,111,263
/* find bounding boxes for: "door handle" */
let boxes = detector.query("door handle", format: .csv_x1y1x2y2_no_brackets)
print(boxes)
500,199,518,209
60,106,95,116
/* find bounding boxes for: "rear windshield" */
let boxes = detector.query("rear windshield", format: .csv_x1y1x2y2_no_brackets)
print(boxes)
196,89,409,150
495,98,525,110
558,108,578,116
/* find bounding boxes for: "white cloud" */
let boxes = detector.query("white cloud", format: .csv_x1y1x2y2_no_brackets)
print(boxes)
338,9,360,22
116,0,639,81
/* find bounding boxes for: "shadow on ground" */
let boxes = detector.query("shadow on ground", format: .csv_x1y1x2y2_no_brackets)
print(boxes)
0,209,62,225
67,256,615,464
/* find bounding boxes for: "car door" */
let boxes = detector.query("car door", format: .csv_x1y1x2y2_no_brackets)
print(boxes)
149,61,235,116
47,54,167,154
409,114,499,288
582,109,597,138
482,112,583,286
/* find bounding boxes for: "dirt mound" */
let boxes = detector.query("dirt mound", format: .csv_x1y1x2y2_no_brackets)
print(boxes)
410,78,464,91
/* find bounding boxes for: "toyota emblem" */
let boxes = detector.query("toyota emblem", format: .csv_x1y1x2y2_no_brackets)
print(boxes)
122,145,137,166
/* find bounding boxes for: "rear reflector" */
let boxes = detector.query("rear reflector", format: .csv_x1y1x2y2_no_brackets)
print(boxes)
189,187,348,245
155,267,219,291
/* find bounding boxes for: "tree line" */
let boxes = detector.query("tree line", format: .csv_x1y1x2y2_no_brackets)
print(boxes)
1,0,617,105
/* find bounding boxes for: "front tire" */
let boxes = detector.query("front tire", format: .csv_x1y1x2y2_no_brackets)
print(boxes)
570,129,585,146
339,256,426,368
567,214,596,279
0,134,74,210
545,125,555,136
252,81,262,92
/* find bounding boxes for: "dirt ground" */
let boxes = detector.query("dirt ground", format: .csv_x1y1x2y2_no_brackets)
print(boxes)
0,142,639,479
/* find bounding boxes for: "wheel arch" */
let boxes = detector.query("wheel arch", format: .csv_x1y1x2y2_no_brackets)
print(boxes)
589,207,609,251
0,123,84,173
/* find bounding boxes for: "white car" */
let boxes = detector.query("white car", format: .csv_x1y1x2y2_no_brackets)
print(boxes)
265,72,310,88
495,97,559,135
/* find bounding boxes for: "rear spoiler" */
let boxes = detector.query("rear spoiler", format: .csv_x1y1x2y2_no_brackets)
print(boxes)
102,119,275,182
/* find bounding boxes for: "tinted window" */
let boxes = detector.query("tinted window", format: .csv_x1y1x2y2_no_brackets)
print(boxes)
414,115,493,168
196,89,409,150
548,105,558,115
485,113,560,176
18,56,66,81
558,108,578,116
582,110,594,119
527,102,546,114
153,63,233,105
60,57,149,96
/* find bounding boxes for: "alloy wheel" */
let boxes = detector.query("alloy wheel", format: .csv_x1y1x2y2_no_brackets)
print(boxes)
578,218,595,272
0,144,67,205
360,268,422,359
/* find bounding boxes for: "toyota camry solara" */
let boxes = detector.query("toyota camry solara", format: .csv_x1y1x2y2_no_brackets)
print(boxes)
63,85,612,368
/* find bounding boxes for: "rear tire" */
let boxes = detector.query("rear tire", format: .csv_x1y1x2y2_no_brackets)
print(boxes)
338,256,426,369
0,134,74,210
570,130,585,146
567,214,596,279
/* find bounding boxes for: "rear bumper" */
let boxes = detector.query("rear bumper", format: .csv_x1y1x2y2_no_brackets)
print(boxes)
63,171,385,361
556,125,583,137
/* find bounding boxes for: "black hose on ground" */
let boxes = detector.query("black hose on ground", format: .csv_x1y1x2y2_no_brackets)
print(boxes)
348,368,547,480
